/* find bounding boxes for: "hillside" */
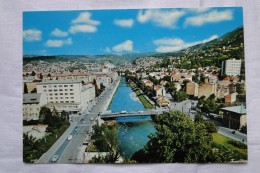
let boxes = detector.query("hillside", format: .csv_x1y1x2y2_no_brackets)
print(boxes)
148,26,244,70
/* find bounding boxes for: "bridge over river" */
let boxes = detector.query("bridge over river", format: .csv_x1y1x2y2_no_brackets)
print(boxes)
96,109,170,120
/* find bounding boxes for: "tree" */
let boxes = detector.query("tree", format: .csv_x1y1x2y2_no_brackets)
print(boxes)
31,71,36,76
24,83,28,94
39,73,43,80
60,110,69,122
135,111,213,163
174,91,188,102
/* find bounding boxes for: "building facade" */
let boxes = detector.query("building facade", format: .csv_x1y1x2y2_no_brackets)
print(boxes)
221,105,247,130
23,93,47,120
36,80,95,114
221,59,242,76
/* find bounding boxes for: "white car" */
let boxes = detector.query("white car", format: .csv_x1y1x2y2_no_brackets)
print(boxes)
67,135,73,141
51,155,59,163
90,117,94,121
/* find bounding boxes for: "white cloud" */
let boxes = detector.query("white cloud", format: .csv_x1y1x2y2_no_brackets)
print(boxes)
114,19,134,28
23,29,42,42
104,47,111,53
71,12,100,25
112,40,133,52
185,10,233,27
45,38,72,47
51,28,68,37
186,8,211,13
137,9,185,28
154,35,218,52
153,38,185,46
69,24,97,34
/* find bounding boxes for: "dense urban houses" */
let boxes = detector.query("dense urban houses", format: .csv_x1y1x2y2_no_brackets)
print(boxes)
221,59,242,76
221,105,247,130
36,80,95,114
23,93,47,120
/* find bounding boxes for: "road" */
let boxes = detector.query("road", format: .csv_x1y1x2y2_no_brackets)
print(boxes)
57,77,121,163
218,126,247,144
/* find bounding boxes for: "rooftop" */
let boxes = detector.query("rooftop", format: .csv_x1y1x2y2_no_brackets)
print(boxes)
37,79,83,85
23,93,41,104
221,105,246,114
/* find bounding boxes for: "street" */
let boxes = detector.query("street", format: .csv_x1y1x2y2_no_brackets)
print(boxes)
38,78,121,163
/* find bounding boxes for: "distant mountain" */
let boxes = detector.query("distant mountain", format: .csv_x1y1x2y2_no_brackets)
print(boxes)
23,52,156,66
151,26,244,60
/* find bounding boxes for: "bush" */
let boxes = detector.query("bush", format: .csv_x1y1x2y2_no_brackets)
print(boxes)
228,140,247,149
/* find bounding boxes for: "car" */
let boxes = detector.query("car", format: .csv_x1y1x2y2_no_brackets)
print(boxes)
74,127,78,132
51,155,59,163
67,135,73,140
121,110,127,114
90,117,94,121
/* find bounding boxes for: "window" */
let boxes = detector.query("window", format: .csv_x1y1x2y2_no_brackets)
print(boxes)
71,101,74,103
61,101,64,103
54,85,57,88
70,93,74,95
65,93,68,95
65,89,68,91
58,85,62,87
48,85,52,88
43,86,46,88
65,97,69,99
48,90,52,92
54,89,57,92
64,85,68,87
70,89,73,91
50,93,53,96
60,97,63,99
55,97,58,99
60,93,63,95
66,101,69,103
70,85,73,87
44,90,47,92
55,93,58,95
70,97,74,99
59,89,63,91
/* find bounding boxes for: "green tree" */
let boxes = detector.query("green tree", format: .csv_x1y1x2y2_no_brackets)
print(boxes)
24,83,28,94
174,91,188,102
31,71,36,76
39,73,43,80
136,111,213,163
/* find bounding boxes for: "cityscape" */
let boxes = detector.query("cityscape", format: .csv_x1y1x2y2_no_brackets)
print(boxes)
23,8,247,163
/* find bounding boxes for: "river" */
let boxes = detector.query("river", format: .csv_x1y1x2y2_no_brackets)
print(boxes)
109,77,156,158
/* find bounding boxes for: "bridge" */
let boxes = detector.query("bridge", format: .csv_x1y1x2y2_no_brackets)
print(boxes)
99,109,170,120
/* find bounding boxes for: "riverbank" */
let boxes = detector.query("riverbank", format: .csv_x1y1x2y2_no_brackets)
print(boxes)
128,82,154,109
102,77,121,112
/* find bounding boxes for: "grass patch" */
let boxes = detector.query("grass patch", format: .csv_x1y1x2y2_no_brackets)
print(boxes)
129,83,154,109
212,133,247,159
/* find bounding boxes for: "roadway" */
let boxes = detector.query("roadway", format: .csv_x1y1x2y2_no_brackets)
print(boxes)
57,78,121,163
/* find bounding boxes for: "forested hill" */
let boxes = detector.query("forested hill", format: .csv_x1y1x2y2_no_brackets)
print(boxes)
149,26,244,69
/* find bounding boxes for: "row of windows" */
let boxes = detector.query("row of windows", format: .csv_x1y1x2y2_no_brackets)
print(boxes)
49,101,75,103
49,93,74,96
23,108,40,111
43,89,74,92
43,84,74,88
49,97,74,100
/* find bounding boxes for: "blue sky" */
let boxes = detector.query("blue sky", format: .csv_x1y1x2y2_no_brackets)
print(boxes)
23,7,243,55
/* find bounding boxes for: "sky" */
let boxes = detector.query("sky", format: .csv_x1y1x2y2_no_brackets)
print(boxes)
23,7,243,56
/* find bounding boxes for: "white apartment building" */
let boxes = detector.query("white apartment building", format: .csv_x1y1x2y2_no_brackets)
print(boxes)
222,59,242,76
36,80,95,114
23,93,47,120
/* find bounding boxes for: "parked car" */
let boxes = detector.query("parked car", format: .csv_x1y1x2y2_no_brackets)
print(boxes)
51,155,59,163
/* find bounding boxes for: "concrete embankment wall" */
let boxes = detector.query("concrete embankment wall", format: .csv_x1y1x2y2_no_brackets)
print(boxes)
102,76,121,112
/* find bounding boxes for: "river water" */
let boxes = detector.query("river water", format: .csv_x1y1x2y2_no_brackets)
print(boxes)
109,77,156,158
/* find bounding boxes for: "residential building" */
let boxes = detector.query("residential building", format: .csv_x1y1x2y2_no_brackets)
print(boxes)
154,85,166,98
186,82,199,97
198,83,217,98
221,105,246,130
156,96,170,107
23,93,47,120
36,80,95,114
221,59,242,76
